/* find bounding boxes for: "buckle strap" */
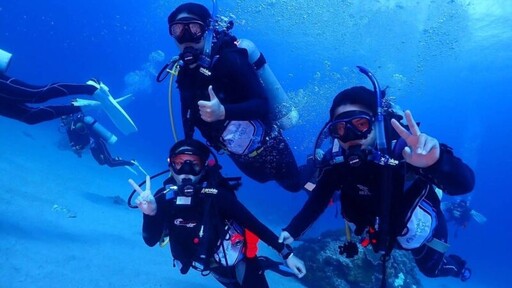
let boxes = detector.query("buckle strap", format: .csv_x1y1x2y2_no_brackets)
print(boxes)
425,238,450,253
219,145,265,158
247,146,265,157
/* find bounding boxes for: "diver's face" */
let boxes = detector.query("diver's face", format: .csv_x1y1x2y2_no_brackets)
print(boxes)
172,13,206,52
169,154,204,185
333,104,376,150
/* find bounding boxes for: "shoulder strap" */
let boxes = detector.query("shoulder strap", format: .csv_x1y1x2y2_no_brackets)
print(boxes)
212,31,238,55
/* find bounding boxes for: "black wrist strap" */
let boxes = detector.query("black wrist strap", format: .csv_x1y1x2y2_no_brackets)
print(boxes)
280,244,293,260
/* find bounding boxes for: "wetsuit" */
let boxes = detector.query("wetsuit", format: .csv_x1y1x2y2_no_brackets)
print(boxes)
0,74,95,124
64,113,133,168
89,136,133,167
142,173,291,288
176,42,310,192
285,144,475,279
445,201,472,227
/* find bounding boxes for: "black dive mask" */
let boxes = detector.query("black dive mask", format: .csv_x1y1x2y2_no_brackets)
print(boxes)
329,110,374,143
177,27,203,44
179,46,202,66
169,18,206,44
171,159,203,177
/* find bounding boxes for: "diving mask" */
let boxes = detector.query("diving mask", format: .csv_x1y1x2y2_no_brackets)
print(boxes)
329,110,374,143
169,17,206,44
170,154,204,177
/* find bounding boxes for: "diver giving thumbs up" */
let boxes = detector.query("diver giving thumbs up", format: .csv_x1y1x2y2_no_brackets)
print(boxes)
198,85,225,122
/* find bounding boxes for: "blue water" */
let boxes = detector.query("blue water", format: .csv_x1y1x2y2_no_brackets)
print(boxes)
1,0,511,287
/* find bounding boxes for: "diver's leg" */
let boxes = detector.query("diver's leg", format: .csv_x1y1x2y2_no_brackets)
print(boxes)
90,140,107,166
270,135,304,192
0,102,81,124
228,133,310,192
91,137,133,168
412,210,470,280
239,257,270,288
413,245,470,280
211,266,242,288
106,157,135,168
229,155,270,184
0,74,96,103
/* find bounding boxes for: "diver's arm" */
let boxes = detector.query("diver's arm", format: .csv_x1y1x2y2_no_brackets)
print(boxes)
219,188,306,278
141,192,167,247
416,144,475,195
214,50,269,120
391,111,474,195
284,169,336,239
219,189,287,254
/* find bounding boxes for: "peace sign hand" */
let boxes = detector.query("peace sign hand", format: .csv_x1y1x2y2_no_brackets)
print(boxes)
128,176,157,216
390,110,440,168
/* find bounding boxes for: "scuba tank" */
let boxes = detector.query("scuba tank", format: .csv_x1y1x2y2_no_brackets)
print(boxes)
83,116,118,144
235,39,299,130
0,48,13,73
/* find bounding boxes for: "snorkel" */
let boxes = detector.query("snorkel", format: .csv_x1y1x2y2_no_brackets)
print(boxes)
198,0,217,68
356,66,398,166
357,66,394,288
357,67,386,155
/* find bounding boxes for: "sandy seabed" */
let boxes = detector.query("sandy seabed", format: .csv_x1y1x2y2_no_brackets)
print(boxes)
0,117,491,288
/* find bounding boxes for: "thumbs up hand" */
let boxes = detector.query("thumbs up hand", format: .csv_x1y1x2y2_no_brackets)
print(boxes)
198,85,225,122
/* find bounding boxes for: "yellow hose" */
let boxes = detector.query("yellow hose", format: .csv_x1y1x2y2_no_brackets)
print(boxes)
168,62,181,143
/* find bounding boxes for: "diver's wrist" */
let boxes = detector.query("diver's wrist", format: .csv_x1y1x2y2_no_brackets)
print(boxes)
280,244,294,260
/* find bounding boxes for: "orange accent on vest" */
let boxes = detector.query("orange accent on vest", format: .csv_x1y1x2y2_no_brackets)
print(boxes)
244,229,259,258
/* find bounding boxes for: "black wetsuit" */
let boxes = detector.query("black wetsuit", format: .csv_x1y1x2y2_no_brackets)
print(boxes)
142,173,289,288
285,144,475,279
176,43,310,192
89,136,133,167
64,114,133,168
0,74,95,124
444,202,472,226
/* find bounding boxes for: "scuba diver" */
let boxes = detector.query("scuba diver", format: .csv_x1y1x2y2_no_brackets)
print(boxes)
0,48,115,125
162,2,315,193
60,112,145,174
442,198,487,238
128,138,306,287
278,68,475,286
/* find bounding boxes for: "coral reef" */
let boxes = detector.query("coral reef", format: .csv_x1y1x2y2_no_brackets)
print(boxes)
295,230,422,288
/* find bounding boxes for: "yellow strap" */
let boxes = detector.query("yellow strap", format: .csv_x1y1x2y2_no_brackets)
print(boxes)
159,235,170,248
247,146,265,157
344,221,352,242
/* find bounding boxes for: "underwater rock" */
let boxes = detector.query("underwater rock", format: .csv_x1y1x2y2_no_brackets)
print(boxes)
295,229,422,288
52,204,77,218
22,130,36,140
83,192,126,206
109,195,127,206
